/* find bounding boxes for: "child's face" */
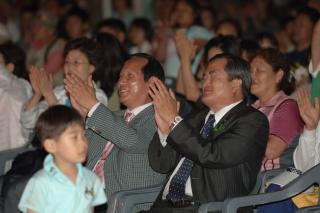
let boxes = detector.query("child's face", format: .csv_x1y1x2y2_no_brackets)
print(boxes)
174,1,195,28
65,16,86,39
49,124,88,165
129,26,146,45
64,49,94,81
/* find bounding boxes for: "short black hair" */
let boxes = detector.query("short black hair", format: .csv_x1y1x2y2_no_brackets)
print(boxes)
65,6,89,23
203,35,240,65
96,18,127,34
0,42,28,80
128,53,165,82
240,39,261,62
215,18,242,38
36,105,84,143
209,53,251,105
130,17,153,42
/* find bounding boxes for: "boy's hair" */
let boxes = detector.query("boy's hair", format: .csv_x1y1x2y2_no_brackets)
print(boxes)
35,105,84,143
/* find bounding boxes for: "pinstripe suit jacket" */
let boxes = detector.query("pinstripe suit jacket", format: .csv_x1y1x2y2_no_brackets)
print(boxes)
149,102,269,204
85,103,165,198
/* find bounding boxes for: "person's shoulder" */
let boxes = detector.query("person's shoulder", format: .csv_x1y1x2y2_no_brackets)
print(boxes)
240,104,268,121
28,168,50,185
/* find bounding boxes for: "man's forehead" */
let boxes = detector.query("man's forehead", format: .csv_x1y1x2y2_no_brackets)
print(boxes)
205,58,227,72
122,57,148,73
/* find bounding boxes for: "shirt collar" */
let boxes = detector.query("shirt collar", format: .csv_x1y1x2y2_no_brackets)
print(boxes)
126,102,152,117
44,154,83,184
253,91,285,108
206,100,242,126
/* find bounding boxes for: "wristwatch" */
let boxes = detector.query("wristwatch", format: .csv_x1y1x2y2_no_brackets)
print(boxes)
169,116,183,131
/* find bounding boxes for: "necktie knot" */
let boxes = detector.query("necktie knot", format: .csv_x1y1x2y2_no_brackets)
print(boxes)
124,111,133,123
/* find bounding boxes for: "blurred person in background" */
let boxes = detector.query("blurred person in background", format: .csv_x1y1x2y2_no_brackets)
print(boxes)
128,17,153,54
96,18,127,48
26,10,66,87
0,42,32,151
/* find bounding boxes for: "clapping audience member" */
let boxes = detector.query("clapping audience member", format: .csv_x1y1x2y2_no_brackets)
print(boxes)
26,10,66,86
161,0,212,88
144,53,269,212
175,34,240,103
21,38,108,141
64,53,165,210
0,42,32,151
250,48,304,171
18,105,107,213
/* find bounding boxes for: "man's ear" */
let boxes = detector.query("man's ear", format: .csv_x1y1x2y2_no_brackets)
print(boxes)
43,139,57,154
6,63,14,73
276,69,284,84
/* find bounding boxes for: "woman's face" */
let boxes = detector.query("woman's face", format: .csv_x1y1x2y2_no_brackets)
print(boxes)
63,49,95,82
174,1,195,28
250,56,281,99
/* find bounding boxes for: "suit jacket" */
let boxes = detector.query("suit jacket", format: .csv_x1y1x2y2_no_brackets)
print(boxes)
149,102,269,204
85,104,165,198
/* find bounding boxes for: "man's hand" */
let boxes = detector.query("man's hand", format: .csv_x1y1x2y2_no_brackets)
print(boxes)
64,74,98,110
297,89,320,130
149,77,179,132
174,31,197,62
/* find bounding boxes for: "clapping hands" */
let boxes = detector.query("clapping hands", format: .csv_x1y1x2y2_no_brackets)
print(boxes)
149,77,180,134
297,89,320,130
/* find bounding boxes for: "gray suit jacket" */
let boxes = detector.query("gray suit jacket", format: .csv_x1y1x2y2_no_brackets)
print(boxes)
85,104,165,198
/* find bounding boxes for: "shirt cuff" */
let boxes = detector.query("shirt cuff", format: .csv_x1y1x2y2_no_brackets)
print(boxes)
87,102,100,117
158,129,168,147
309,61,320,78
301,126,317,140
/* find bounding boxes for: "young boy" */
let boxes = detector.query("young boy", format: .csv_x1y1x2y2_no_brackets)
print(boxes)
18,105,106,213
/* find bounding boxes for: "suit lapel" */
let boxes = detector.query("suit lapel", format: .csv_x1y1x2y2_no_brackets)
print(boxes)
212,101,246,139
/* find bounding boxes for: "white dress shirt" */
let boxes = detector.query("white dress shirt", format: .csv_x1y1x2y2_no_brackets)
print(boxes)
160,101,242,199
88,102,152,119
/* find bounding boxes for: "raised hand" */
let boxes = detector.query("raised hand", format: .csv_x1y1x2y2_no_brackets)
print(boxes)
148,77,179,133
174,31,197,61
29,66,41,96
297,89,320,130
37,68,54,99
64,74,97,111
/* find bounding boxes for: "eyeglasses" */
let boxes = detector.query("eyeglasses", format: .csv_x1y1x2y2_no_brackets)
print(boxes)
64,60,90,67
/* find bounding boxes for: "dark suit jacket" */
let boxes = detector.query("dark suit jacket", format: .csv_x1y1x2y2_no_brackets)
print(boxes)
148,102,269,204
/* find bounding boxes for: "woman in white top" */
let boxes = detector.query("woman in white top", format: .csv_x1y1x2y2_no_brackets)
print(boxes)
0,42,32,151
21,38,108,141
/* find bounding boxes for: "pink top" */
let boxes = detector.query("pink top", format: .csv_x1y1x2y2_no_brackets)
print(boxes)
253,91,304,170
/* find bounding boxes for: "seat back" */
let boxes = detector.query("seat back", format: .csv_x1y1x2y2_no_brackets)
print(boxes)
0,146,32,176
222,164,320,213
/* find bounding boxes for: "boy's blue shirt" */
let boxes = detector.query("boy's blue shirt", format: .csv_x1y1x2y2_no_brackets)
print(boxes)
18,154,107,213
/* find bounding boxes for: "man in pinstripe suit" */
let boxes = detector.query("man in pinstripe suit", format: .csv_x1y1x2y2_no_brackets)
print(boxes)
65,53,166,200
143,54,269,212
